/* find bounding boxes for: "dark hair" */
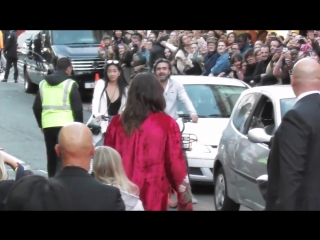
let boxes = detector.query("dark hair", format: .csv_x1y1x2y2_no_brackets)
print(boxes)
227,32,237,41
131,33,142,42
56,57,72,71
153,58,172,73
260,44,270,51
244,32,252,40
237,33,248,42
244,48,254,61
270,38,281,45
230,53,243,64
5,175,72,211
102,63,128,100
156,34,169,44
176,34,188,56
113,30,124,40
121,73,166,135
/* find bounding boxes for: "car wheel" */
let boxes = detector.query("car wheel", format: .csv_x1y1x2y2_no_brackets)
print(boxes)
214,167,240,211
24,69,37,93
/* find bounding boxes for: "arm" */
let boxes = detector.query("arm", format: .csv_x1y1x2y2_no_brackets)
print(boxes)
211,57,231,76
176,82,197,116
91,80,104,117
32,91,43,128
164,42,177,52
69,82,83,123
273,54,284,78
0,151,25,180
164,119,193,211
278,110,309,210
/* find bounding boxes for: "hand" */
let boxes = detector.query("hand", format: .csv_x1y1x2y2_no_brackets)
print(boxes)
217,72,225,77
231,65,238,71
160,41,167,46
272,52,281,62
191,114,198,123
261,73,266,78
95,115,102,121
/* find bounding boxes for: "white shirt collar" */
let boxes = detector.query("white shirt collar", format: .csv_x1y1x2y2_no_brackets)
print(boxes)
295,90,320,104
164,79,171,93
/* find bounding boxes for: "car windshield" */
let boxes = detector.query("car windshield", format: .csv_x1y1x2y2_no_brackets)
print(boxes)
51,30,100,45
177,84,247,118
280,98,296,118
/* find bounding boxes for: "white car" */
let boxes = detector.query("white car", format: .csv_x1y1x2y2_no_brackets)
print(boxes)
172,76,250,183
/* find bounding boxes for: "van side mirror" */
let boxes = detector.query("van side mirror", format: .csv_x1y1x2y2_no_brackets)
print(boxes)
248,128,271,144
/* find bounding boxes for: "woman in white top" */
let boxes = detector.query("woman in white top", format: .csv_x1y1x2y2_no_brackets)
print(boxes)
92,146,144,211
91,60,128,135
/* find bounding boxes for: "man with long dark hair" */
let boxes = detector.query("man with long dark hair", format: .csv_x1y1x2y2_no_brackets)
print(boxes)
153,58,198,203
104,73,193,211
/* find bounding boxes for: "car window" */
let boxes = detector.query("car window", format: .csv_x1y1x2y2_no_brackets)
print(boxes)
51,30,100,45
232,93,258,134
280,98,295,118
247,96,275,135
177,84,247,117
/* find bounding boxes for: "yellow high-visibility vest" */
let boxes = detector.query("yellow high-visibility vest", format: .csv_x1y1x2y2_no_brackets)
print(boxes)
39,79,75,128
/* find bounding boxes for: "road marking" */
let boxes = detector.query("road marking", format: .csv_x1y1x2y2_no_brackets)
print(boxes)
37,170,47,173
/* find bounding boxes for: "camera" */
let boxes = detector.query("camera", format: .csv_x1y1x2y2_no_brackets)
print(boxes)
131,44,139,53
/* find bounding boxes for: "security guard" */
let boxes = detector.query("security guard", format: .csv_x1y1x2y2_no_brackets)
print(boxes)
32,57,83,177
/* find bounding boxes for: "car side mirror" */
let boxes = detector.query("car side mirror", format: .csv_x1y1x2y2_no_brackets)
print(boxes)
248,128,272,144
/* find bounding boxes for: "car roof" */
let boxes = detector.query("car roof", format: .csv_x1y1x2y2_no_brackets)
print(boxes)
241,85,296,100
170,75,249,88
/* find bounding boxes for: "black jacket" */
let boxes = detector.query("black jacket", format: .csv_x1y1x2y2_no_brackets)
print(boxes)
3,30,17,59
266,93,320,210
32,71,83,128
55,167,125,211
149,43,166,70
252,55,273,83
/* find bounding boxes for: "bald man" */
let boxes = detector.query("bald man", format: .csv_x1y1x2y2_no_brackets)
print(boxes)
54,123,125,211
266,58,320,210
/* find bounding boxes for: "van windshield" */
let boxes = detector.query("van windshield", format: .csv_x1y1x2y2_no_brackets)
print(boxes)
51,30,100,45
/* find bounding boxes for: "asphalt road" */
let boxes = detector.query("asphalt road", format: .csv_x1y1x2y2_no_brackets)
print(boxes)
0,68,250,211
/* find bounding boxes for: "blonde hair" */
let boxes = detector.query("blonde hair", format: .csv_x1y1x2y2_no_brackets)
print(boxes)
93,146,139,196
0,152,8,181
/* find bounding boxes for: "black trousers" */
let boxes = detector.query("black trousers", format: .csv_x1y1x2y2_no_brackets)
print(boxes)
4,57,18,80
43,127,62,177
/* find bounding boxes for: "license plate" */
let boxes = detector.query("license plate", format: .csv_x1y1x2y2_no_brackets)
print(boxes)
85,82,95,89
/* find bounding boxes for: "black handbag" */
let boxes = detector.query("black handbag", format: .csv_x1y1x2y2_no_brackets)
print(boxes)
88,123,101,135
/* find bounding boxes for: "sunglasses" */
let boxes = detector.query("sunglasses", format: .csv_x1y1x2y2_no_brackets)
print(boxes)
106,60,119,65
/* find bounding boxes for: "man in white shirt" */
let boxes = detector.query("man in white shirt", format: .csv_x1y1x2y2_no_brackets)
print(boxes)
153,58,198,204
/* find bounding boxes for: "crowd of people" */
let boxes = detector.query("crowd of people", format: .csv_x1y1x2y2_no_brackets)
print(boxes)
97,30,320,85
2,30,320,211
0,56,197,211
